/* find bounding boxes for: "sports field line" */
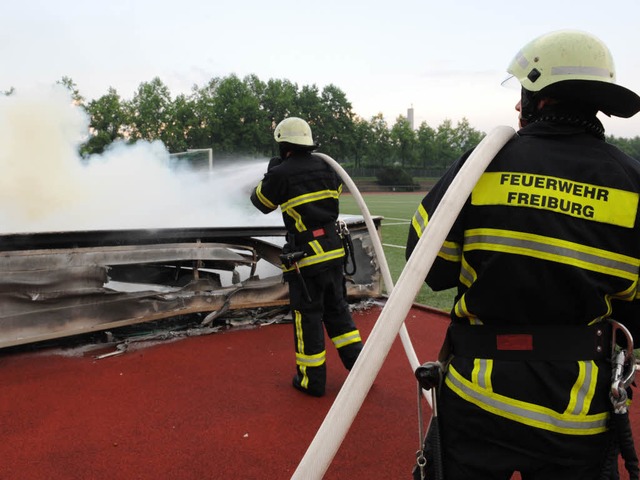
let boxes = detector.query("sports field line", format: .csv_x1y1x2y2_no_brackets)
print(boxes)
383,243,406,249
382,221,410,226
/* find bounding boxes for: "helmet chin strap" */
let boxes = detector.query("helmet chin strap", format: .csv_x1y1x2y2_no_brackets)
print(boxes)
519,88,539,125
278,144,291,159
519,87,605,139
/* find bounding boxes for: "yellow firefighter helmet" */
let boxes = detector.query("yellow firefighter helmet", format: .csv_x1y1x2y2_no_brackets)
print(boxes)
273,117,316,147
506,29,640,118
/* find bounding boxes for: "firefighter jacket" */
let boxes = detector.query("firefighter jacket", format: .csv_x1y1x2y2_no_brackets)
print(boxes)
406,121,640,445
250,151,345,277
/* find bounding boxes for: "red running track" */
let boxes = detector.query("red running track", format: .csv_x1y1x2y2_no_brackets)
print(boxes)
0,304,637,479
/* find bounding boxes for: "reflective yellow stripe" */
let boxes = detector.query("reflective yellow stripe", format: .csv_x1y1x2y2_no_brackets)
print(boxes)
565,361,597,416
309,240,322,255
411,203,428,238
472,172,639,228
255,181,277,210
464,228,640,281
282,248,345,272
296,350,326,367
439,240,461,262
287,207,306,232
281,189,340,212
331,330,362,349
299,366,309,388
294,308,326,388
453,294,483,324
294,310,304,353
471,358,493,391
446,365,609,435
459,254,477,288
411,203,461,263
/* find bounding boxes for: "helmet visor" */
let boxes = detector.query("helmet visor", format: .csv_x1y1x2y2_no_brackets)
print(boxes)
501,74,521,90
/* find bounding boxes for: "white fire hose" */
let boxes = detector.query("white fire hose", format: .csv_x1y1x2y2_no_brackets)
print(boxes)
315,152,422,383
292,125,516,480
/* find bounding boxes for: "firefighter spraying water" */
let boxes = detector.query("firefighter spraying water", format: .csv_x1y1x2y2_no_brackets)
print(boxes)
250,117,364,398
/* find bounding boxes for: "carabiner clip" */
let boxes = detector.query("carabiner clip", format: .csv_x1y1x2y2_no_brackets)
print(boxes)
609,320,637,413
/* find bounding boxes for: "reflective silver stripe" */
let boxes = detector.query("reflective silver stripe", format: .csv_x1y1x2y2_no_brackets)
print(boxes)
515,51,529,69
297,248,345,267
459,257,475,287
332,330,361,349
446,366,608,435
281,189,339,213
567,361,597,416
294,310,304,353
281,248,345,272
439,241,461,261
551,66,611,79
472,359,492,390
465,231,638,278
296,350,326,367
411,204,428,237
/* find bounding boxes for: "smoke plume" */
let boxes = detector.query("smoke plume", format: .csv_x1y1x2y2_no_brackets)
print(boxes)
0,87,278,234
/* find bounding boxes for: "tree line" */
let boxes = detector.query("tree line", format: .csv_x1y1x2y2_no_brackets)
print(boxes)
55,74,488,175
8,75,640,174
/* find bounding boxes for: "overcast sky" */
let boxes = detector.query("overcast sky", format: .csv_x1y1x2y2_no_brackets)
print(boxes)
3,0,640,138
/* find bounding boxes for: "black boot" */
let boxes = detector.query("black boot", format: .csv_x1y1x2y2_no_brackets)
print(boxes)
292,375,325,397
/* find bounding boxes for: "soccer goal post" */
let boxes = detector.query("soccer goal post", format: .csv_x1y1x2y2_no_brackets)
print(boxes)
168,148,213,172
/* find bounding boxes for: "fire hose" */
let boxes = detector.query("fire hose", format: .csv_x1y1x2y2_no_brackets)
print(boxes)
292,125,516,480
315,152,424,388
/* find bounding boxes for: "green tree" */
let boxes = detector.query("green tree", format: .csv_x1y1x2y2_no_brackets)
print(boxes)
390,116,416,167
295,84,323,130
317,84,355,161
127,77,174,145
260,78,300,156
351,116,373,169
368,113,392,167
433,119,460,168
190,77,222,150
206,74,262,153
452,117,485,152
56,76,84,106
416,121,437,168
165,92,199,153
82,87,128,155
608,135,640,161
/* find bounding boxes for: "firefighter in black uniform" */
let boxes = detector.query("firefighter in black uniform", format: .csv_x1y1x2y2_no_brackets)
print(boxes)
407,30,640,479
250,117,363,397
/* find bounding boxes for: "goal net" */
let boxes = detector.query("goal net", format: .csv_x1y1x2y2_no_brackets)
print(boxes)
168,148,213,172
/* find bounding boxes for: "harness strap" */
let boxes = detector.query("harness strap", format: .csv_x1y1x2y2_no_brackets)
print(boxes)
448,322,611,361
288,222,338,245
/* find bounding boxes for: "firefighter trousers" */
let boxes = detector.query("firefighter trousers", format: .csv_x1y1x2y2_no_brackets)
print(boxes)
436,356,612,480
287,265,363,396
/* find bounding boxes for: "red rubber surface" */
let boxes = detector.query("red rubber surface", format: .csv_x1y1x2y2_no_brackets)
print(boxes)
0,305,636,479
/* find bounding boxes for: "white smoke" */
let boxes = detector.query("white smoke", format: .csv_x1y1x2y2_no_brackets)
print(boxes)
0,87,280,234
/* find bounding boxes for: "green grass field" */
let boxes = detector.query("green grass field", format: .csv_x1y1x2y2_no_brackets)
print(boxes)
340,192,455,311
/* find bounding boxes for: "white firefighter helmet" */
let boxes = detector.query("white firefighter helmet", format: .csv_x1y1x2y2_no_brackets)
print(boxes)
506,29,640,118
273,117,316,147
